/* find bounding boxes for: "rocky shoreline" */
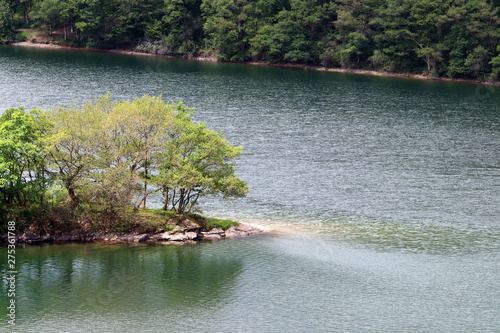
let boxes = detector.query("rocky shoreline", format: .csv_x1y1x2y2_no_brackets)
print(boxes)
0,221,266,245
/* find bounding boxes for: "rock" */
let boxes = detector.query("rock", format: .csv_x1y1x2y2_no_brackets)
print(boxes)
41,235,54,242
20,233,53,243
56,234,71,242
179,219,200,231
171,225,183,233
200,227,224,240
0,222,265,245
224,226,246,238
69,235,81,242
200,233,222,240
150,232,171,241
224,224,263,239
185,231,198,240
170,233,185,241
170,231,198,241
134,234,149,242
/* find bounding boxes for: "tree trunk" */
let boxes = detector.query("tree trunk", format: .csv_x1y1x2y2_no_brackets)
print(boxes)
187,193,200,213
177,189,185,213
66,187,79,208
143,154,147,209
162,188,169,210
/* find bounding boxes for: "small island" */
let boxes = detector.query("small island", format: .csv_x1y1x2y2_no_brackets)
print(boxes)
0,94,262,244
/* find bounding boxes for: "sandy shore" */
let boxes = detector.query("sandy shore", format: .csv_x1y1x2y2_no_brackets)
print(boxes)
7,41,499,87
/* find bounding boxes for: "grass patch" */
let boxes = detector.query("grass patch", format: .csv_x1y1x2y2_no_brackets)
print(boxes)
15,30,44,42
203,217,239,230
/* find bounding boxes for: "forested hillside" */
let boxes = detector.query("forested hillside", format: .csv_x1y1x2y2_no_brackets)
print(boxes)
2,0,500,81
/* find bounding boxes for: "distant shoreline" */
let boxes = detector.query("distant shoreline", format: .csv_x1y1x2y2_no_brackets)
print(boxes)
7,41,500,87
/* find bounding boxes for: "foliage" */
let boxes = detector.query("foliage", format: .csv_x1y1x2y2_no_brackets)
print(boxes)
251,0,336,64
1,95,247,232
0,107,52,210
4,0,500,79
154,111,248,213
44,95,111,207
0,0,15,42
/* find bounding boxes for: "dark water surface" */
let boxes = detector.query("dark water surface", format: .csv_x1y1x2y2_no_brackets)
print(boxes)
1,45,499,332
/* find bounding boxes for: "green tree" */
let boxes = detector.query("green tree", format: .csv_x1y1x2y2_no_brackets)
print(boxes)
334,0,378,67
465,45,490,79
154,111,248,213
489,45,500,79
251,0,336,63
31,0,62,35
44,95,111,207
0,107,52,209
201,0,250,60
202,0,286,61
99,95,182,210
160,0,204,55
0,0,15,42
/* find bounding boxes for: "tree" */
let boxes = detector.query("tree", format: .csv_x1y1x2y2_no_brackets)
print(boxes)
154,111,248,214
465,45,490,79
44,95,111,207
489,45,500,79
44,94,247,214
0,0,15,42
31,0,62,35
100,95,182,209
251,0,336,64
201,0,250,60
160,0,204,55
201,0,287,61
334,0,377,67
0,107,52,209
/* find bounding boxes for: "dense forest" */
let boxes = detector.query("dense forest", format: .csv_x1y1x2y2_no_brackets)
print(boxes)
2,0,500,80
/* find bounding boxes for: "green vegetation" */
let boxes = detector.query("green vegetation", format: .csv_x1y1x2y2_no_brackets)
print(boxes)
204,217,240,230
15,29,43,42
0,95,247,235
2,0,500,81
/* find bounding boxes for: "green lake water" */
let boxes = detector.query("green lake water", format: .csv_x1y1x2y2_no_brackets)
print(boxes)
1,45,500,332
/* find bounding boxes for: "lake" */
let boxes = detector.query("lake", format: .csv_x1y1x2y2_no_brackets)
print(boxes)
1,45,499,332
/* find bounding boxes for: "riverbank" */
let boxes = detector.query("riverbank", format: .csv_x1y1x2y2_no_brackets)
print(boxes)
7,41,500,87
0,220,267,245
0,201,267,245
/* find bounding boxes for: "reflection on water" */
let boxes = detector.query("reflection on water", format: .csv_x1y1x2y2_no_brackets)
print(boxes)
1,242,245,331
2,236,499,332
